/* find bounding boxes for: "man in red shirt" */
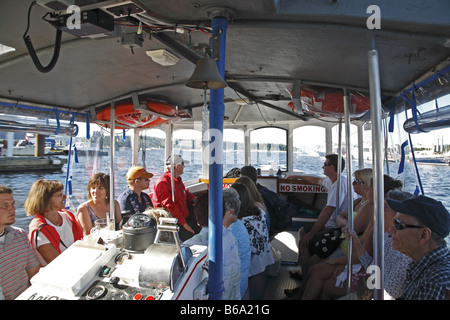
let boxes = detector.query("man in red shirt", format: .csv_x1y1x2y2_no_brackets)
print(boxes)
152,155,200,240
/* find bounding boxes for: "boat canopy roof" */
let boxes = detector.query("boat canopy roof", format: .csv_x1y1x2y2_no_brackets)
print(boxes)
1,0,449,128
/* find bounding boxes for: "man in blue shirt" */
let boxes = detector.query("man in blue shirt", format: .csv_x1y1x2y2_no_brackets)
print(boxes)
117,166,153,224
387,195,450,300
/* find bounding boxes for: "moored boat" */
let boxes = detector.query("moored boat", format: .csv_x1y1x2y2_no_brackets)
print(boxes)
414,149,450,165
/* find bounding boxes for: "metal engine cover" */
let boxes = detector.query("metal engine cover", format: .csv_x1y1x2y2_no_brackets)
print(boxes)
138,243,189,291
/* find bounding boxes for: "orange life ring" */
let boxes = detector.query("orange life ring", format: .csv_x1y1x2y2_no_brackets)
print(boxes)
288,89,370,118
96,100,177,129
300,89,370,117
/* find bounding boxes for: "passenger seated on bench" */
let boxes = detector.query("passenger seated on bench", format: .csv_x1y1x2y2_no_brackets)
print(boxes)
0,186,40,300
234,176,269,229
286,174,402,298
77,173,121,236
287,154,349,279
335,168,373,233
183,191,241,300
289,180,408,300
339,189,413,300
152,155,200,241
223,187,251,299
27,180,83,267
118,166,154,224
387,194,450,300
335,174,403,260
231,183,273,299
240,165,295,237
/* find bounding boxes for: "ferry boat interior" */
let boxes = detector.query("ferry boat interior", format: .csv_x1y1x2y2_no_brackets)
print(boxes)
1,0,450,301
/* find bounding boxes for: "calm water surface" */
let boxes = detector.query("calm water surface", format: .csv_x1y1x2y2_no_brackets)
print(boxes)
1,149,449,247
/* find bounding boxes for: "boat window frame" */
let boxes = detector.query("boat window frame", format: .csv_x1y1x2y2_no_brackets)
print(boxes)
249,126,288,172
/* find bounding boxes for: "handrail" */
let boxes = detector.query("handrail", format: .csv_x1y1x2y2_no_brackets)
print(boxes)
343,90,354,294
368,40,385,300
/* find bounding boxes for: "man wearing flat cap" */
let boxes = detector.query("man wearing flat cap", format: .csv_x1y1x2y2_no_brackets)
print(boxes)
387,195,450,300
117,166,154,223
152,155,200,241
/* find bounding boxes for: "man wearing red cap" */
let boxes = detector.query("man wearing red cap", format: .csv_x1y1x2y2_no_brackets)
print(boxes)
152,155,200,241
117,166,154,223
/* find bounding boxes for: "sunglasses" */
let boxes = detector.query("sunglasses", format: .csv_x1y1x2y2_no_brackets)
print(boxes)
352,179,363,185
323,162,332,167
393,218,424,231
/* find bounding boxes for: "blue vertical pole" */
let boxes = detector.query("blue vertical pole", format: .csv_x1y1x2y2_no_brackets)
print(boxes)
208,16,227,300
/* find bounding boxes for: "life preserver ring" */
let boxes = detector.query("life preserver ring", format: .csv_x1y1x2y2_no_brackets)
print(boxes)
289,89,370,118
96,100,177,129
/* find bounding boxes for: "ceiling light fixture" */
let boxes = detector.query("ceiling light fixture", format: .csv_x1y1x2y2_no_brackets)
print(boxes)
146,49,179,66
0,43,16,56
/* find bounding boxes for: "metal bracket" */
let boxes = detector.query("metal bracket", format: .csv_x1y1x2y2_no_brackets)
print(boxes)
212,35,220,61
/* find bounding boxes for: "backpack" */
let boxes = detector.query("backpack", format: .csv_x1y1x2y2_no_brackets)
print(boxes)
257,184,295,237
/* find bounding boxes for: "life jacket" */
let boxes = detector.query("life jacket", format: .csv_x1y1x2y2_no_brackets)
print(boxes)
28,209,83,254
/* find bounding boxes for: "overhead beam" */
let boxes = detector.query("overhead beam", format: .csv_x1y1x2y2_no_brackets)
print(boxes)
227,82,308,121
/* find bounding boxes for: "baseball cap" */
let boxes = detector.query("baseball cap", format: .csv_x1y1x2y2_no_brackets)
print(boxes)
126,166,154,180
166,155,189,165
386,195,450,238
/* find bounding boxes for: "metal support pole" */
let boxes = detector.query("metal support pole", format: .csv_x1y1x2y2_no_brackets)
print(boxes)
287,127,294,174
208,16,228,300
368,41,384,300
169,124,175,202
109,102,116,230
202,96,210,179
131,128,140,167
325,127,332,154
343,89,354,293
165,125,173,161
244,126,251,165
336,120,342,217
357,124,364,169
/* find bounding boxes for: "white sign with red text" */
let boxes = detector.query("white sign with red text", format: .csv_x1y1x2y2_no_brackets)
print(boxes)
279,183,327,193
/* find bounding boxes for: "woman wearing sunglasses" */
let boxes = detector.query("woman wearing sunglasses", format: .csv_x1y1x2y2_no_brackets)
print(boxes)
289,175,405,300
335,168,373,235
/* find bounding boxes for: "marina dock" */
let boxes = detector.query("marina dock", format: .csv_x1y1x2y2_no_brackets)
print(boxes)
0,156,67,172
